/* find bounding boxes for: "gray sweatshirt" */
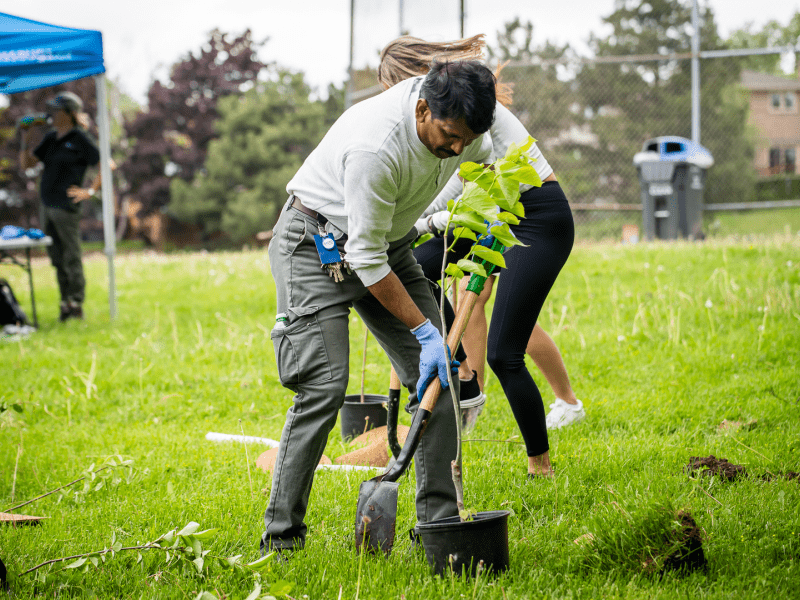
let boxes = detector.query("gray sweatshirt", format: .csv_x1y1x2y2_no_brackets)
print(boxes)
286,76,492,287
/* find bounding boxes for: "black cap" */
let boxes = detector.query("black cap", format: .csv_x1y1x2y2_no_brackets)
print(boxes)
46,92,83,114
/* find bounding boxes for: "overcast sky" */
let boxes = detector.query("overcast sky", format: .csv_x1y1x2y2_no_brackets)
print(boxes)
4,0,800,104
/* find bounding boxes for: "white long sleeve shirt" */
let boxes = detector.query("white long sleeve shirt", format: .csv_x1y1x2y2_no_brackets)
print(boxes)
421,102,553,220
286,76,492,287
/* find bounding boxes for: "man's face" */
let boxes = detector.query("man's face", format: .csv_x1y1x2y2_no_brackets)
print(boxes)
415,99,481,159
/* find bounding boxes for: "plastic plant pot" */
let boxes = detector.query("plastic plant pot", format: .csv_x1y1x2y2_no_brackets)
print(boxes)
340,394,388,441
416,510,511,577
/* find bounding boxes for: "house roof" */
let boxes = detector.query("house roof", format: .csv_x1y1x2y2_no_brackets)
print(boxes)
741,69,800,92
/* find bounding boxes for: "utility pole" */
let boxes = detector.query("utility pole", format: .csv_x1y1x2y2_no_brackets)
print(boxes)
691,0,700,143
460,0,465,38
346,0,355,110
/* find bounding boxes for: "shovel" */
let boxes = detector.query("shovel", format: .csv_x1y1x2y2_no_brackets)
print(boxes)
355,236,504,555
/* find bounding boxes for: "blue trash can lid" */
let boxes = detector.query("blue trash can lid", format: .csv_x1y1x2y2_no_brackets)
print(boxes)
633,136,713,169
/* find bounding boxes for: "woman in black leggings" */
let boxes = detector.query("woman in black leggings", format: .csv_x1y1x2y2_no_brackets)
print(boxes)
380,34,583,476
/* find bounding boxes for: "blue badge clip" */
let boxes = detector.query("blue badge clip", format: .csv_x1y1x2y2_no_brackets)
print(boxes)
313,233,342,265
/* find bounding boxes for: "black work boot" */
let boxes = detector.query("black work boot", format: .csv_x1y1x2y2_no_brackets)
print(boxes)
59,302,71,322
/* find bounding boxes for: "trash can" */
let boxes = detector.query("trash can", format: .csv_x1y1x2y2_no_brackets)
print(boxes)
633,136,713,240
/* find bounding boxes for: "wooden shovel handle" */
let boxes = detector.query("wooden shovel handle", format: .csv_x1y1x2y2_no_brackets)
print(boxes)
389,365,402,391
418,290,480,413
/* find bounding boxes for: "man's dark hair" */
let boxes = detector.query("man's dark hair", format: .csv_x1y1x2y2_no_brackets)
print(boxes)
420,60,496,134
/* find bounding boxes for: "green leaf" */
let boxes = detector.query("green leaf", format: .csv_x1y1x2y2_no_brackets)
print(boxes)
472,245,506,269
444,263,465,279
451,227,477,242
488,223,524,248
459,182,498,221
64,557,88,569
507,164,542,186
450,212,488,235
193,592,218,600
192,556,204,574
495,211,520,225
136,552,143,564
459,508,478,521
269,580,294,596
507,200,525,218
473,170,496,191
11,403,23,413
244,553,275,572
489,173,520,203
225,554,242,568
446,199,455,212
192,528,218,541
160,530,175,543
89,556,99,568
244,582,262,600
191,538,203,557
178,522,200,536
458,161,484,181
412,233,432,248
455,259,487,278
504,136,535,162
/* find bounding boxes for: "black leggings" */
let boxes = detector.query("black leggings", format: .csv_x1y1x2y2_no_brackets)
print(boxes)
412,182,574,456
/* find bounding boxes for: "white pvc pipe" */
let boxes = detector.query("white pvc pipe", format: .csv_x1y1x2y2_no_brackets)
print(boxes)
94,74,117,319
316,464,384,473
205,432,280,447
204,432,384,472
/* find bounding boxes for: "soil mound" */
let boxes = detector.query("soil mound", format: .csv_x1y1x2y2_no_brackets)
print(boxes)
686,455,746,481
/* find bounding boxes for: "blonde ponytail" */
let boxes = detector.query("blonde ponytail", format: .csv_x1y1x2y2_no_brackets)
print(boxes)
378,34,513,106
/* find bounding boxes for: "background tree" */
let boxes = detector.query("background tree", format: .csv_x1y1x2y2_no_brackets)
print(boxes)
119,29,269,236
169,72,336,243
725,11,800,75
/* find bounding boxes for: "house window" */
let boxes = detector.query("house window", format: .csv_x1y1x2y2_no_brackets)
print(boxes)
786,92,796,111
772,93,782,109
786,148,797,174
770,148,781,169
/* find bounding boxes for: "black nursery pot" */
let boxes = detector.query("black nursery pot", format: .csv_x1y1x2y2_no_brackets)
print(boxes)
340,394,388,440
416,510,511,577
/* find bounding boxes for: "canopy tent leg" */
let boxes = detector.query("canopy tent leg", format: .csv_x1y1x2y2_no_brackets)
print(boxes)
94,74,117,320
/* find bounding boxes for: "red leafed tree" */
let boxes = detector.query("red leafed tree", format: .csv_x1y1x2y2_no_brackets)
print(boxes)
119,29,269,227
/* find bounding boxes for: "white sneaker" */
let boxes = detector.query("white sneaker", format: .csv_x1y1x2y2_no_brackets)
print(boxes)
546,398,585,430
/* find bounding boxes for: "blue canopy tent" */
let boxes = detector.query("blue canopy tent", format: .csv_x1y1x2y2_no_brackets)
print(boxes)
0,12,117,318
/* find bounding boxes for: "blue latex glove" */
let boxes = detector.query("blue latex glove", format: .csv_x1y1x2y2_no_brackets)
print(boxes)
0,226,45,240
1,225,24,240
412,319,459,400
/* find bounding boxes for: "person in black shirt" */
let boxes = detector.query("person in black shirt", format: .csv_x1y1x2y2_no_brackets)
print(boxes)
19,92,101,321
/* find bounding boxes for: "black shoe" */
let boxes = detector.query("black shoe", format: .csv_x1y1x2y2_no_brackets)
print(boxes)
70,304,84,320
459,370,481,403
59,303,71,322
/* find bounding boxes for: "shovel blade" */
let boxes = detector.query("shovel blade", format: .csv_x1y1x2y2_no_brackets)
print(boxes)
355,478,399,555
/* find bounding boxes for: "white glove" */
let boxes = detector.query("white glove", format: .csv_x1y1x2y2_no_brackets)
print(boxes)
414,211,451,237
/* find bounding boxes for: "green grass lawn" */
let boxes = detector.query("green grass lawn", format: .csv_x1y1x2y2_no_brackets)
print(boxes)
1,235,799,599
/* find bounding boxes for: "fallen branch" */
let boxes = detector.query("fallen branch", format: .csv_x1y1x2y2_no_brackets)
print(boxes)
3,466,112,513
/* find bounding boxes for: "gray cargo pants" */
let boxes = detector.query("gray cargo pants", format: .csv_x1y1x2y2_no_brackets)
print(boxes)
261,199,459,552
43,205,85,305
